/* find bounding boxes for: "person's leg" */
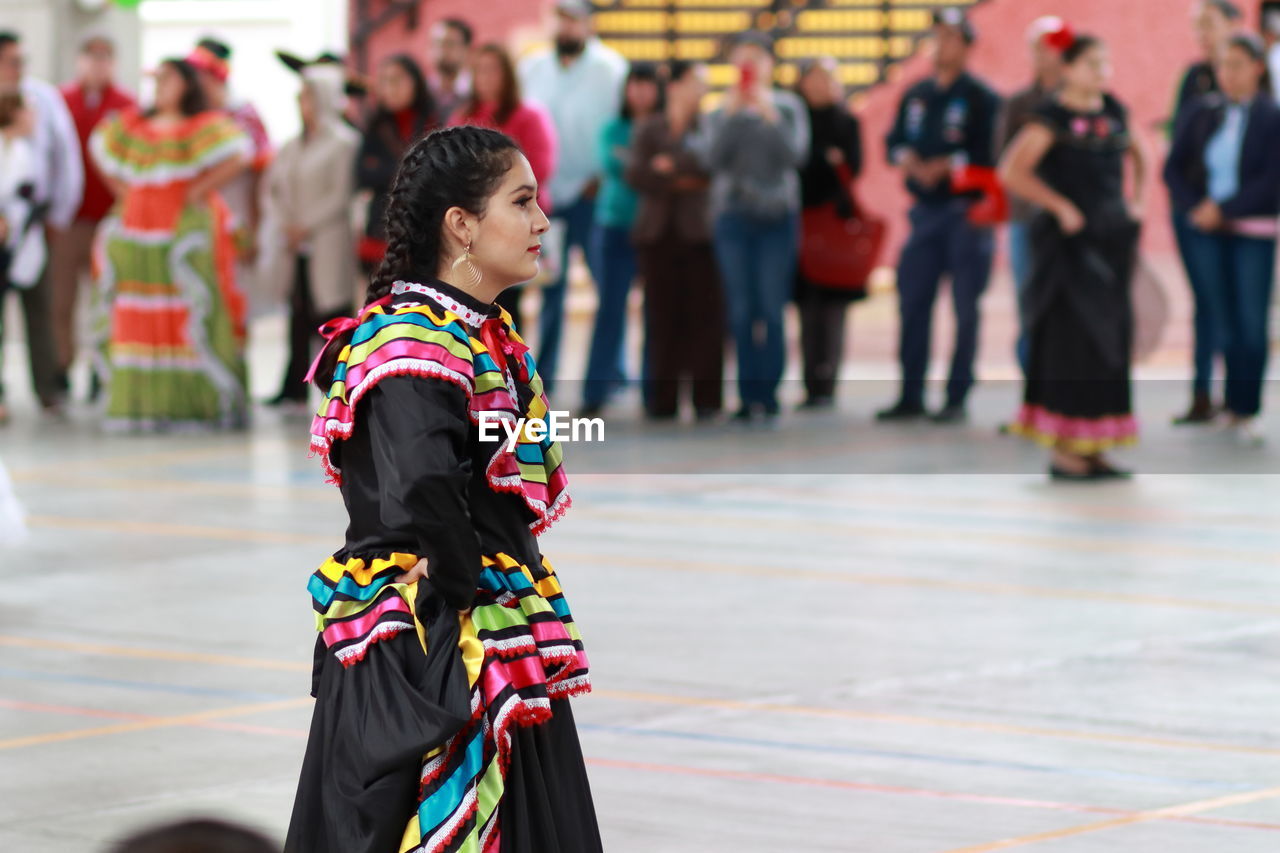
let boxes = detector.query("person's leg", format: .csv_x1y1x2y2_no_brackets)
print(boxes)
582,224,634,410
19,264,63,409
1222,235,1276,419
753,213,800,413
48,220,95,376
944,217,996,411
538,195,596,391
277,256,313,401
1007,220,1033,376
712,212,759,412
637,245,680,417
1183,227,1232,413
797,283,824,400
885,204,947,413
1173,211,1217,402
685,242,725,415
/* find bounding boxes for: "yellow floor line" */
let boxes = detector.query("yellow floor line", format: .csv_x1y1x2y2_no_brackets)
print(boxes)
0,697,311,751
22,514,1280,616
943,784,1280,852
4,635,1278,760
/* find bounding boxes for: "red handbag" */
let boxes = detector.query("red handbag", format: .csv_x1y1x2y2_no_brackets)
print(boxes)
799,163,885,292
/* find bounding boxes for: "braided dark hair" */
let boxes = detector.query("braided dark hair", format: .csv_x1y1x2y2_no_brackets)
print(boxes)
311,125,520,387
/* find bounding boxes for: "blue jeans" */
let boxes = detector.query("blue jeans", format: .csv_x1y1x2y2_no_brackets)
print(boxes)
583,223,637,408
1007,220,1033,376
895,201,994,408
712,210,799,411
1173,210,1220,395
1183,229,1276,417
539,193,599,391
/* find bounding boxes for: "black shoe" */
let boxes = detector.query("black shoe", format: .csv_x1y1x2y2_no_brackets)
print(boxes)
1049,464,1098,481
694,407,721,423
930,403,968,424
1089,460,1133,480
799,395,836,410
1173,393,1217,425
875,401,927,422
733,405,756,422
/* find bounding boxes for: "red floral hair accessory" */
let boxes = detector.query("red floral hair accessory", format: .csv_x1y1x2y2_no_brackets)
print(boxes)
1043,24,1076,53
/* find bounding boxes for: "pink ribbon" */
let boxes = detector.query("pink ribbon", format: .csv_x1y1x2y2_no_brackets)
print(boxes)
303,297,392,385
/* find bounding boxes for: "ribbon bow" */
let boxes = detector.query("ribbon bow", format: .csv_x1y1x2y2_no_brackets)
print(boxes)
479,316,531,384
303,297,392,385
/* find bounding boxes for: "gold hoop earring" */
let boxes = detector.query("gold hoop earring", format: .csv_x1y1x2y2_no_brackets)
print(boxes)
451,241,483,289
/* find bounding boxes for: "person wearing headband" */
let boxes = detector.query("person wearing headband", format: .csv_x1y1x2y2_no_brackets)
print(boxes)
187,38,272,288
997,16,1069,380
1164,33,1280,444
879,8,1000,424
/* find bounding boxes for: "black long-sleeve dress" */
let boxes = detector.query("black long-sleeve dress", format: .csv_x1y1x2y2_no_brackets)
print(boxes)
285,278,600,853
1008,96,1140,452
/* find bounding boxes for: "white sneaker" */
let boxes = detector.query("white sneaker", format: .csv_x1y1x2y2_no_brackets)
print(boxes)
1234,417,1265,447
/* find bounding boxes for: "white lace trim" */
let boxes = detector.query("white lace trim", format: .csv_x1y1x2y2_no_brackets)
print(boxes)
392,280,490,328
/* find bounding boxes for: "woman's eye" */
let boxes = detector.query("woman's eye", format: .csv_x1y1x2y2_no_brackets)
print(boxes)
515,197,533,207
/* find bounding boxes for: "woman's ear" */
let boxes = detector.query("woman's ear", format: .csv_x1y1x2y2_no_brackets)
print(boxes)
441,205,473,252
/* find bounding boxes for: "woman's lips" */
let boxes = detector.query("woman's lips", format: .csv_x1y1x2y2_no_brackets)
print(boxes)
527,246,541,254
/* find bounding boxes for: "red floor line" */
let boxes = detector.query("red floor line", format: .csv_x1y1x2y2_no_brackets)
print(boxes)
6,699,1280,833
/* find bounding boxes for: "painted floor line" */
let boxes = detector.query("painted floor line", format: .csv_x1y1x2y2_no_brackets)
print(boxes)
4,634,1278,760
20,514,1280,615
941,784,1280,852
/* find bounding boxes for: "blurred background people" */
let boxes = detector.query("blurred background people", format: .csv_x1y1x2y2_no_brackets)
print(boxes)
355,53,436,280
627,60,724,421
1169,0,1242,424
108,817,276,853
0,91,41,427
1164,33,1280,443
91,58,251,431
879,9,999,424
186,38,272,298
519,0,628,391
1267,2,1280,103
1001,34,1146,478
793,56,863,410
0,30,83,420
53,34,135,400
703,32,809,423
997,16,1067,377
264,64,359,407
429,17,474,121
449,42,558,332
581,62,662,416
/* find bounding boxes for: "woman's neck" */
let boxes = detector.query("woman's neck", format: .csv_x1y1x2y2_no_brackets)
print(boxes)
1059,87,1103,112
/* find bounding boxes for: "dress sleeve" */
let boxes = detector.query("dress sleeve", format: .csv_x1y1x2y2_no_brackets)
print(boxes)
362,375,484,611
192,113,254,172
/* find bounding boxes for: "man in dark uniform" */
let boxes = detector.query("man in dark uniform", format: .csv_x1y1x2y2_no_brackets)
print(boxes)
1169,0,1241,425
878,8,1000,423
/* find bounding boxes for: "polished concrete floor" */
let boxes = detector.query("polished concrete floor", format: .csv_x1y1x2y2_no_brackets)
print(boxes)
2,273,1280,852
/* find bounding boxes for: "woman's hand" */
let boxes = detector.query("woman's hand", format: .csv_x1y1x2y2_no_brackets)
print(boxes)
395,557,429,584
1054,201,1086,235
650,153,675,174
825,146,845,167
1189,199,1222,232
1127,197,1145,223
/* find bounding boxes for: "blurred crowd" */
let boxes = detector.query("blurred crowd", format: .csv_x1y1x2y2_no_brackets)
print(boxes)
0,0,1278,470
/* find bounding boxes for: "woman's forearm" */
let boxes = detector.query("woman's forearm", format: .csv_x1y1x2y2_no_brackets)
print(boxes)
189,154,248,200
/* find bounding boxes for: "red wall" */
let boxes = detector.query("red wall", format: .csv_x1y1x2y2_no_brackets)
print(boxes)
352,0,547,74
856,0,1261,265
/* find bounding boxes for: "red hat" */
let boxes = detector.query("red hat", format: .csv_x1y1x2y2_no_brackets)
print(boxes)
186,41,230,83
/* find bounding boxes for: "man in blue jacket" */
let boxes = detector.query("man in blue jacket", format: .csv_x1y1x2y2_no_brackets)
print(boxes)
878,8,1001,424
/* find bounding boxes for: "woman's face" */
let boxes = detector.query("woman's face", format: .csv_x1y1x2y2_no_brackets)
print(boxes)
1216,45,1264,101
154,64,187,113
377,61,416,112
298,85,317,127
473,51,504,105
1063,44,1111,94
799,62,839,107
468,154,551,289
1193,1,1231,57
669,64,708,110
729,43,774,88
625,76,660,117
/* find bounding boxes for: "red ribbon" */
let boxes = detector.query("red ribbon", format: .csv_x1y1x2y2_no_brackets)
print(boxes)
303,297,392,385
480,317,531,384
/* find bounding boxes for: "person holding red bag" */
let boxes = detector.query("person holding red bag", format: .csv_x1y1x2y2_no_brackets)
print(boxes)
793,57,864,410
